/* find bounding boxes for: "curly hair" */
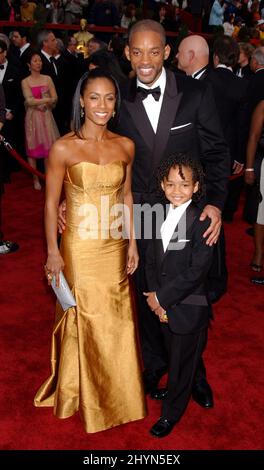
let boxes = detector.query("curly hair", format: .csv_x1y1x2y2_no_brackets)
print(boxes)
156,153,205,203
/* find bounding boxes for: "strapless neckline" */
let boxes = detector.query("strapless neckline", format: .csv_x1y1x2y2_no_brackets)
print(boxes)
67,160,127,170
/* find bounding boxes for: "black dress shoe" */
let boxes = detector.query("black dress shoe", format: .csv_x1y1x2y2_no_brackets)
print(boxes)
192,379,214,408
251,277,264,285
150,387,168,400
150,417,176,438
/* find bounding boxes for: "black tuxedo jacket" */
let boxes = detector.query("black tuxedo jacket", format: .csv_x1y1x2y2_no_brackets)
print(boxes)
145,204,213,335
247,69,264,113
117,69,230,211
1,62,22,117
39,52,58,87
206,67,248,164
19,45,34,78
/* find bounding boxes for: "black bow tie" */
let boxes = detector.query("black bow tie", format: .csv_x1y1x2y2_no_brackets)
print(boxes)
137,85,161,101
0,65,4,70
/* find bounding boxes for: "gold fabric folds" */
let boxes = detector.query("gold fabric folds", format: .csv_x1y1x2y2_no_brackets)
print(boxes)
34,161,146,433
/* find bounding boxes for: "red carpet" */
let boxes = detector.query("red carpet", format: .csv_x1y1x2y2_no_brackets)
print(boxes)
1,170,263,450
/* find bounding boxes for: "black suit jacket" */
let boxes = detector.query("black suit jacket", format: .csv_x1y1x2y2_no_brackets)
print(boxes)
1,61,22,117
247,68,264,116
19,45,34,78
117,69,230,211
145,204,213,335
206,67,248,164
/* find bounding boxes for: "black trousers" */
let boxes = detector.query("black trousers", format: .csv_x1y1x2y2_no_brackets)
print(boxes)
161,325,207,422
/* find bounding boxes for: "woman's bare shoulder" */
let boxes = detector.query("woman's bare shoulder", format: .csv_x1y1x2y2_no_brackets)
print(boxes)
42,74,53,83
51,132,78,153
110,132,135,153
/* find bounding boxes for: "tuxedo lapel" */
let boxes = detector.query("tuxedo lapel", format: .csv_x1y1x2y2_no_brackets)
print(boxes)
123,78,155,151
161,203,198,262
152,70,183,169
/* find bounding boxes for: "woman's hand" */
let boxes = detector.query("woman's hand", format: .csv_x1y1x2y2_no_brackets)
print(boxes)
45,252,65,287
127,242,139,275
37,104,47,112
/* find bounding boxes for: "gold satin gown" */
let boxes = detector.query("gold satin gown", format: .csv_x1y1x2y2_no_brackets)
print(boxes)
34,161,147,433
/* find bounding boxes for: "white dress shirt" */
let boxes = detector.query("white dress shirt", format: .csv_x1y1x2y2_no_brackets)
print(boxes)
192,66,207,80
136,67,166,133
160,200,192,253
20,43,30,56
215,64,233,72
41,49,58,75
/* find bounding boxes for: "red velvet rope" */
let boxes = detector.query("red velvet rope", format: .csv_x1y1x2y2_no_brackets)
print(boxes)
0,138,46,180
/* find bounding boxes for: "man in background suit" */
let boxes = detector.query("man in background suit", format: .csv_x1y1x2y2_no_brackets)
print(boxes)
0,39,23,178
177,34,248,222
209,35,248,222
38,30,65,134
117,21,230,408
11,28,33,78
0,83,19,255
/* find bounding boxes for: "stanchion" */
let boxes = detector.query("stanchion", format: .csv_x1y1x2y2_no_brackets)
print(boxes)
0,136,46,180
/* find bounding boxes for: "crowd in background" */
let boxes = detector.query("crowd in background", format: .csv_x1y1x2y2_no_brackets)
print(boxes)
1,1,264,37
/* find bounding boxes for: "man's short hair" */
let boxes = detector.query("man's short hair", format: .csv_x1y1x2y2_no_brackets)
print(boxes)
128,20,166,47
213,35,240,68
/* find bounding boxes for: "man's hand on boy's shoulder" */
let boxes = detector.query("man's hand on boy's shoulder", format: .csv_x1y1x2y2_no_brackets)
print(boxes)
200,205,221,246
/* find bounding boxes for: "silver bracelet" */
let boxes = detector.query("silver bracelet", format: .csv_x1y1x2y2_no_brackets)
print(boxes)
245,168,255,172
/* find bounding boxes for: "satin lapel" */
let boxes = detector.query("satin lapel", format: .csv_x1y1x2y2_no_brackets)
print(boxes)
161,204,198,262
155,204,168,268
152,70,183,168
123,93,155,151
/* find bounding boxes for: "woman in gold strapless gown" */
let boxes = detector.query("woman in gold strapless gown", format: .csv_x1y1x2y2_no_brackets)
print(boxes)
34,69,147,433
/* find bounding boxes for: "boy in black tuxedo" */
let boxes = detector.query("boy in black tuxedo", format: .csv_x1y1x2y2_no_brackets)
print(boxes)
144,154,214,437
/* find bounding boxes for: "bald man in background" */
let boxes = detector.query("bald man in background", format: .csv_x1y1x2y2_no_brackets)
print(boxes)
176,35,211,80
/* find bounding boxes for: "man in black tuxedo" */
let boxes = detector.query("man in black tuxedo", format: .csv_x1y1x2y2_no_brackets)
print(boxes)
37,30,66,134
0,39,23,177
11,28,33,78
208,35,248,222
0,83,19,255
117,20,229,408
177,34,248,222
247,47,264,116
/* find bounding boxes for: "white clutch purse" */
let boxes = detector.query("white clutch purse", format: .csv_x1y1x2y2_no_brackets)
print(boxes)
51,271,77,311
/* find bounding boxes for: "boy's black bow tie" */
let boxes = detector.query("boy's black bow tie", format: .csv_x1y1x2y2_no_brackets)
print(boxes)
137,85,161,101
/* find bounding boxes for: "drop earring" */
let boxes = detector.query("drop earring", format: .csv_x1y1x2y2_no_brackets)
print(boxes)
112,111,116,118
80,107,84,118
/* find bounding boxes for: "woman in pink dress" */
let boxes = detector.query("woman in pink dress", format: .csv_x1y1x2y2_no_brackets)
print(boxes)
21,51,59,190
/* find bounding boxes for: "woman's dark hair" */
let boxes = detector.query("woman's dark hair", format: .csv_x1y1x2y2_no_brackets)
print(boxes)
156,153,205,203
72,68,121,138
26,49,42,65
